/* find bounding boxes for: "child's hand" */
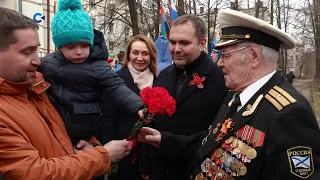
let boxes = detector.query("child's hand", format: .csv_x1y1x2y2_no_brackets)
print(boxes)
138,109,145,119
74,140,94,153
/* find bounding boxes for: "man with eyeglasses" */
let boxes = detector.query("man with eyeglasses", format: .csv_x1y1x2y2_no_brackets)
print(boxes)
137,9,320,180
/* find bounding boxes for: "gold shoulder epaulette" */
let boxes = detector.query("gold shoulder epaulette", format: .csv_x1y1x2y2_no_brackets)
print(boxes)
265,85,297,111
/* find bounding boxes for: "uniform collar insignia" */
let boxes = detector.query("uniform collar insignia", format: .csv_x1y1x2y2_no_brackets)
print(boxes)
242,94,263,116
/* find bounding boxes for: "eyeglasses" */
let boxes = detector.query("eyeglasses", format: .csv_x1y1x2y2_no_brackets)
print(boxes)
221,46,250,56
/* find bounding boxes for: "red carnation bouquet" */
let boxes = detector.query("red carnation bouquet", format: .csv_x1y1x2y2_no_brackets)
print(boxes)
108,87,176,176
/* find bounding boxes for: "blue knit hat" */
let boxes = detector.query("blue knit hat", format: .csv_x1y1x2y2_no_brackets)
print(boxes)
51,0,93,48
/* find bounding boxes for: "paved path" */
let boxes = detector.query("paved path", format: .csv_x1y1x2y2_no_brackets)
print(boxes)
293,79,320,126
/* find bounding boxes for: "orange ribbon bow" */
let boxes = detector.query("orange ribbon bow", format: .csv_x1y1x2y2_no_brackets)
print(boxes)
188,73,205,89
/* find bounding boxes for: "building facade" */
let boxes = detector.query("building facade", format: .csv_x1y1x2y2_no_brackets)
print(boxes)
0,0,57,56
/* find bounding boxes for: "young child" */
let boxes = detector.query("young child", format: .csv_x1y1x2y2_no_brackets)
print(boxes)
39,0,143,145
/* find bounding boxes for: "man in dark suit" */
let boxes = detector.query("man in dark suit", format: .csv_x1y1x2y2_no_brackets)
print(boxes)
139,14,228,180
138,10,320,180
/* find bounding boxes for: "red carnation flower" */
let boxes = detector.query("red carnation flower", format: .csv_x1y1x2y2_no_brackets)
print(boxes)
109,87,176,175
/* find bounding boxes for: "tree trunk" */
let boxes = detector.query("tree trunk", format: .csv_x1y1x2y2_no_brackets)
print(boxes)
155,0,160,39
207,0,211,47
255,0,260,18
270,0,274,24
314,0,320,80
276,0,284,68
128,0,139,35
188,0,192,14
235,0,239,10
283,0,289,71
299,64,303,78
212,6,218,40
177,0,185,15
193,0,197,14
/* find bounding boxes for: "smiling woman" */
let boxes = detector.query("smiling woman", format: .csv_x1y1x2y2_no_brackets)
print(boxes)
101,34,158,180
122,34,158,77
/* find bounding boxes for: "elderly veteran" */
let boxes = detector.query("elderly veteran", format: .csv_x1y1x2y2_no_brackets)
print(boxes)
137,9,320,180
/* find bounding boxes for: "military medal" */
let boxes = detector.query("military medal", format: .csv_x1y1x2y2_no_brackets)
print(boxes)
195,172,204,180
234,146,241,154
214,148,224,158
225,154,234,167
209,165,218,176
216,169,225,179
220,152,227,162
230,138,239,148
246,148,257,159
230,161,239,171
237,163,247,176
205,161,212,170
215,119,235,142
225,136,234,144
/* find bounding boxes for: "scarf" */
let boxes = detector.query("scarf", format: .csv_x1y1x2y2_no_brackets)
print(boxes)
128,62,154,90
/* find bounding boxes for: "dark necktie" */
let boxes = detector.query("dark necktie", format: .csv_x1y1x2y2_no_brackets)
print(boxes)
227,93,241,118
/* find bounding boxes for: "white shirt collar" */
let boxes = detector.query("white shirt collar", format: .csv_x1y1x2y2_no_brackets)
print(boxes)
238,70,276,110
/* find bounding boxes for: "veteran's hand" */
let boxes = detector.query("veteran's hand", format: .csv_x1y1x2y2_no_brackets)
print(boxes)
74,140,94,153
103,140,130,162
137,127,161,148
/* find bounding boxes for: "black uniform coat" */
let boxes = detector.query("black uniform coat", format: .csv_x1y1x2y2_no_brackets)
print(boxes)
102,67,155,180
142,52,228,180
157,72,320,180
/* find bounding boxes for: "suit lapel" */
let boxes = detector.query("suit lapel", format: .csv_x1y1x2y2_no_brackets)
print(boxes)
192,72,283,167
175,74,197,104
175,56,213,105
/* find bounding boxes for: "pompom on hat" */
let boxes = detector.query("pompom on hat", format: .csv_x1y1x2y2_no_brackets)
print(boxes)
51,0,94,48
215,9,296,50
107,58,114,63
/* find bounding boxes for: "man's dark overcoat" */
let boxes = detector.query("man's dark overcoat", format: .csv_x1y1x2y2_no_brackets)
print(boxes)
142,52,228,180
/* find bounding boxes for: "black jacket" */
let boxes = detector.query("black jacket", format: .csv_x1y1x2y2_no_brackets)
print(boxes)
39,30,142,143
158,72,320,180
142,52,228,180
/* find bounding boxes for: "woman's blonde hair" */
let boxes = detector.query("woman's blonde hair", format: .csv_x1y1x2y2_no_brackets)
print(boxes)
122,34,158,77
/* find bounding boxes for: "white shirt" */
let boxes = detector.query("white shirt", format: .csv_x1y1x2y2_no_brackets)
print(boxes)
237,70,276,111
